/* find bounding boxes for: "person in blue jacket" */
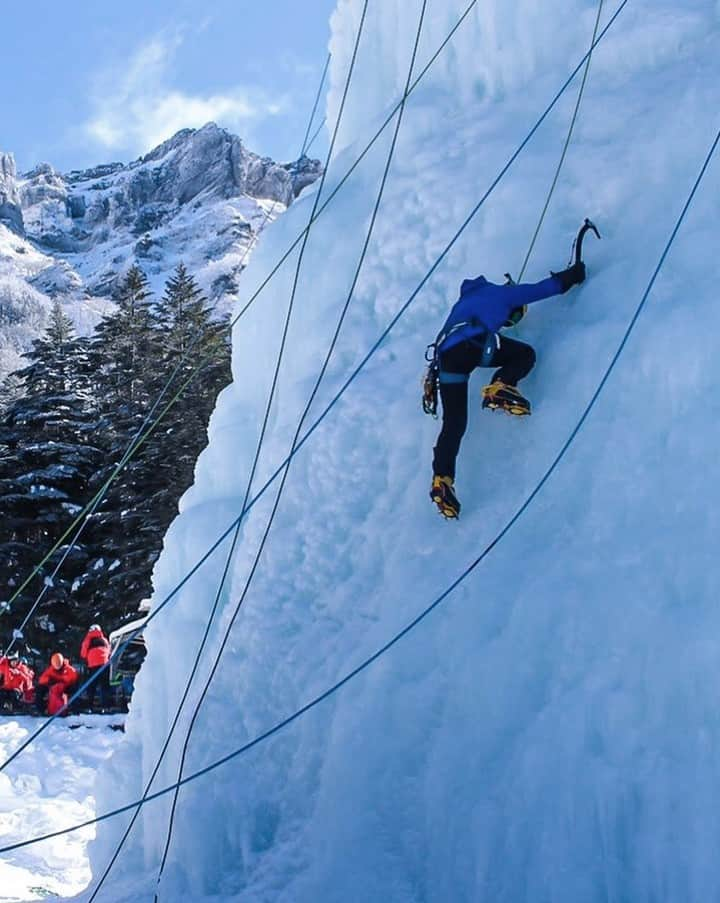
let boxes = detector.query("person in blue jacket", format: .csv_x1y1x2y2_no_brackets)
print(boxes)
430,259,586,518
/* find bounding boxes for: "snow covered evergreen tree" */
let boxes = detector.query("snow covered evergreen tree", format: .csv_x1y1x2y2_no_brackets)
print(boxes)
81,266,166,623
152,263,232,505
0,301,101,655
0,371,24,417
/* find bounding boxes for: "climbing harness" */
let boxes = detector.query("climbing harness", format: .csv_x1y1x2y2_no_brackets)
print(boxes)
422,349,440,417
422,324,498,417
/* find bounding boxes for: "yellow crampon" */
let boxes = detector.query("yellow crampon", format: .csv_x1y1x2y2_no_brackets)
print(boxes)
430,475,460,519
481,381,531,416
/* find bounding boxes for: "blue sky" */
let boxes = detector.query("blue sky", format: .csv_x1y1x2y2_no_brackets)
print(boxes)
4,0,337,173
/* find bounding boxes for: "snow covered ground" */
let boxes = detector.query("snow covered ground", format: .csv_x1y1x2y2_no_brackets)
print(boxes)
4,0,720,900
0,717,123,902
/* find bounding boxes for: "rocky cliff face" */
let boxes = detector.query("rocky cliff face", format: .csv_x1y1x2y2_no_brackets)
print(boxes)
0,154,24,236
20,123,321,258
0,123,322,385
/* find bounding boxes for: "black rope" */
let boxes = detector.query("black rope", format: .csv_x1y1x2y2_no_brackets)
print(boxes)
149,0,369,889
154,0,371,891
154,1,426,896
305,116,327,155
87,5,370,901
301,54,331,158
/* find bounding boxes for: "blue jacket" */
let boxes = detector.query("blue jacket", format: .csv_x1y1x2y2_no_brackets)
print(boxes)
437,274,564,352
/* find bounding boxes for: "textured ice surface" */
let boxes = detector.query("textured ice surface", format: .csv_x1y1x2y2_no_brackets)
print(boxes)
70,0,720,900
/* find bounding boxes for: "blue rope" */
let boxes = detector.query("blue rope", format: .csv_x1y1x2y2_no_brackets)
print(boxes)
305,117,327,156
0,0,630,776
301,54,331,158
1,114,717,860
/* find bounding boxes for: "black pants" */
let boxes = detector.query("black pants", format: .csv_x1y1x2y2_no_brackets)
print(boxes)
87,665,111,709
0,688,22,711
432,336,536,480
34,684,48,713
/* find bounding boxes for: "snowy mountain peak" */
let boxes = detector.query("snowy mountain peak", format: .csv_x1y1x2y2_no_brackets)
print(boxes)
0,129,322,385
17,122,321,258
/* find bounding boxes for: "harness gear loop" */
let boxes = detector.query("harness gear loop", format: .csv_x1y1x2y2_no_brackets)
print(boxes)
422,351,440,417
422,326,499,416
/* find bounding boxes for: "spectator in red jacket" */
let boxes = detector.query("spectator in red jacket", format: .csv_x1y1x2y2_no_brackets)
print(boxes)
18,658,36,706
80,624,111,711
38,653,78,716
0,652,31,711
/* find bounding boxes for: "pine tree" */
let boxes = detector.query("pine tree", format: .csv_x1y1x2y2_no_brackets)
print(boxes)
0,371,24,417
82,264,231,628
154,263,231,484
91,264,160,406
0,302,102,655
82,266,166,622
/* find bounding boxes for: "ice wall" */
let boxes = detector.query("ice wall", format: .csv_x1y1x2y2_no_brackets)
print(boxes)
88,1,720,901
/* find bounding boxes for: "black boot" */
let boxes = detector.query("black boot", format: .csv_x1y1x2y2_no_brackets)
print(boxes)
430,475,461,519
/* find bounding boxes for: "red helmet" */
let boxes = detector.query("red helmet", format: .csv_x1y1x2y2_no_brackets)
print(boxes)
51,652,65,670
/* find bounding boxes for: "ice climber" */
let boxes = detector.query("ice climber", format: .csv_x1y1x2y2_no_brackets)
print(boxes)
80,623,111,711
429,259,586,519
38,653,78,716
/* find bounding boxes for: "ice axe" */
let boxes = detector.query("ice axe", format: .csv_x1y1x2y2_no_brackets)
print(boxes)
569,217,601,267
505,218,600,286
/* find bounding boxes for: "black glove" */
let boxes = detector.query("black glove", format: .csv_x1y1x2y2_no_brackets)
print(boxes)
552,261,586,293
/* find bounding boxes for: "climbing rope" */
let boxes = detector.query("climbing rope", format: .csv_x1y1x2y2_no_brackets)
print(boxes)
2,111,717,860
305,117,327,156
87,4,371,898
154,3,427,896
0,0,630,777
301,54,331,158
2,0,481,657
516,0,605,283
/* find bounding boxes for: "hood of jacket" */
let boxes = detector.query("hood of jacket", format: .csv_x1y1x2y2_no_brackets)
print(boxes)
459,275,488,296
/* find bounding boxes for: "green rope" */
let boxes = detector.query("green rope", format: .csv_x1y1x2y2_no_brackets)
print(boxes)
516,0,605,282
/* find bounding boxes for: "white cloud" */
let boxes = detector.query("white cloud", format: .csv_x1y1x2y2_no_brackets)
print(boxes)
84,30,285,155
